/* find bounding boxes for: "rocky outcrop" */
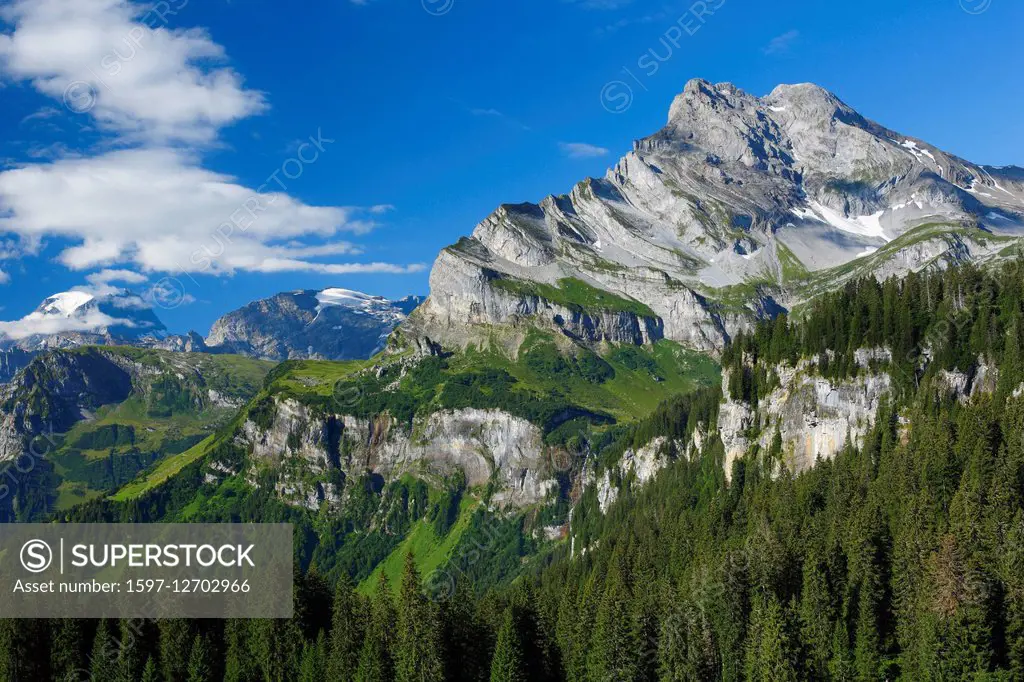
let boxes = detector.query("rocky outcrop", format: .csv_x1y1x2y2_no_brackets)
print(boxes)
410,249,668,349
934,357,1000,401
228,398,558,510
717,352,1007,479
718,360,892,479
596,436,676,513
0,349,35,384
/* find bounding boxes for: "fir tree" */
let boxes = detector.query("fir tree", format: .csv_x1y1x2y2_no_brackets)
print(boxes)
186,633,212,682
328,572,363,681
396,553,445,682
490,607,527,682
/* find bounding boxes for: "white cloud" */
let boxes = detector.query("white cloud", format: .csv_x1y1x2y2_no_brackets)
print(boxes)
763,29,799,55
0,0,422,282
87,268,148,285
0,307,132,341
559,142,610,159
0,148,421,275
70,267,148,297
0,0,266,144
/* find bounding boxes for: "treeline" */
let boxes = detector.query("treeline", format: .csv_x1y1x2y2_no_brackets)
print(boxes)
724,263,1024,403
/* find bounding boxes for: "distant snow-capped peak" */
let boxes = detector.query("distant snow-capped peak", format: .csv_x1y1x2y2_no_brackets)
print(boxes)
36,291,96,317
0,288,167,349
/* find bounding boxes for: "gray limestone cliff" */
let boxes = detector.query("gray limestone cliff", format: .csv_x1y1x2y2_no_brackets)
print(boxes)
210,396,560,511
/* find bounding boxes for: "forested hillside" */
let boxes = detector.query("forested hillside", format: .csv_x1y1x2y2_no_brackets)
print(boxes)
6,261,1024,680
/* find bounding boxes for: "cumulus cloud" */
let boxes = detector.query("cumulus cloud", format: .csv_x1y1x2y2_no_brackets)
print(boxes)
70,267,149,298
0,308,132,340
0,0,422,282
0,148,418,275
559,142,610,159
0,0,266,144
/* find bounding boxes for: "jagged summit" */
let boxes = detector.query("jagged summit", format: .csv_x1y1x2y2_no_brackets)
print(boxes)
205,288,424,361
408,80,1024,353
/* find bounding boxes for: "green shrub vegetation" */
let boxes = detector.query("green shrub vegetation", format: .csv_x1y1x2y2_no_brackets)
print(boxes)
490,276,657,318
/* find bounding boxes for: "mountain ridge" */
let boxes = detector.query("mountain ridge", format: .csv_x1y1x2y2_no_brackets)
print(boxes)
0,287,425,366
405,79,1024,354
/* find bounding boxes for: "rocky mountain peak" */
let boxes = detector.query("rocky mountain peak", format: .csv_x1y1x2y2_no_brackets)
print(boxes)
407,79,1024,354
205,288,424,361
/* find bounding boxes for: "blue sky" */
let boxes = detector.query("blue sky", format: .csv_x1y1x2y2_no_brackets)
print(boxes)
0,0,1021,335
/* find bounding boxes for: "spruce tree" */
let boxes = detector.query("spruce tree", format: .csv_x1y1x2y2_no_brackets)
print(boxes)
115,618,145,682
223,618,255,682
396,553,444,682
355,573,397,682
328,573,363,681
90,619,118,682
51,618,88,681
299,631,327,682
489,607,527,682
159,618,192,682
140,656,160,682
186,633,212,682
744,593,798,682
587,559,640,681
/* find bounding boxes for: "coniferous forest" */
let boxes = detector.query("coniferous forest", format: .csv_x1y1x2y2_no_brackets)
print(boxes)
5,262,1024,680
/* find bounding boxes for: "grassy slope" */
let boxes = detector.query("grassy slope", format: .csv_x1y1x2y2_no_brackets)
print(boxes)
47,348,273,509
243,334,718,426
357,495,480,596
109,434,218,501
455,334,719,421
490,276,657,319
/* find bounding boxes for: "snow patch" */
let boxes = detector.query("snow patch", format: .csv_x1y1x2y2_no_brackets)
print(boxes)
804,200,889,242
901,139,937,164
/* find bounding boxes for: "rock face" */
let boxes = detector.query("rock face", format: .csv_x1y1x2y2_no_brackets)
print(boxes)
409,79,1024,353
206,289,424,361
718,358,893,479
224,398,557,510
597,436,676,513
0,349,35,384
